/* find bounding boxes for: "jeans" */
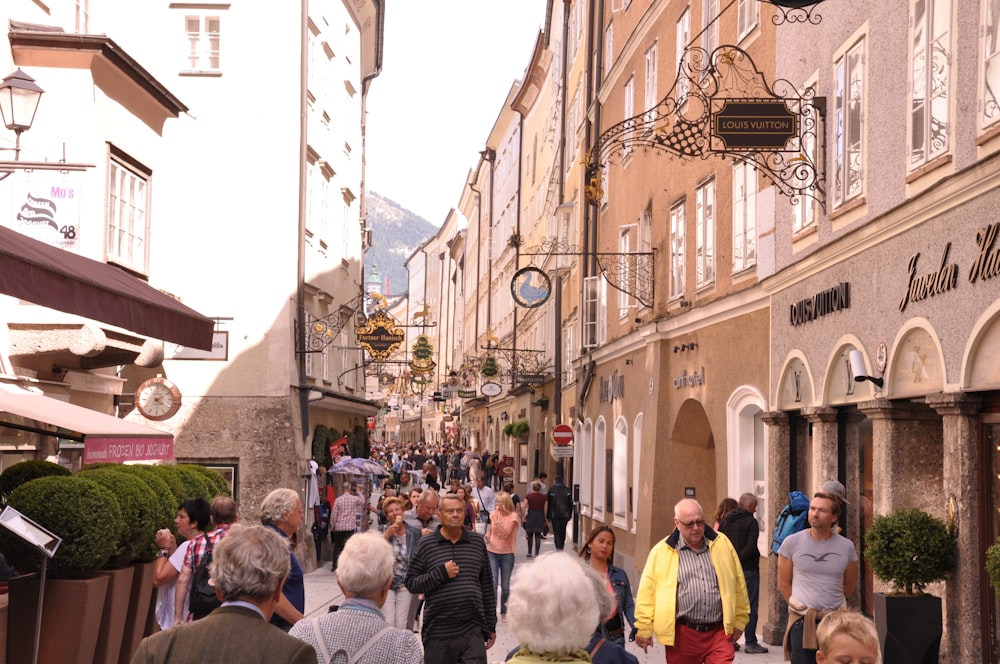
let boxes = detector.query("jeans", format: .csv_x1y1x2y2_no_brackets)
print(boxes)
743,567,760,644
526,531,542,556
788,617,817,664
488,551,515,616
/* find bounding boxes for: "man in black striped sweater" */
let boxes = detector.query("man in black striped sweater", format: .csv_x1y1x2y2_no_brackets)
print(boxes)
405,493,497,663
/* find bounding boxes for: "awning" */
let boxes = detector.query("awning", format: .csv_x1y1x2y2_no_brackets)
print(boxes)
0,225,214,350
0,383,173,464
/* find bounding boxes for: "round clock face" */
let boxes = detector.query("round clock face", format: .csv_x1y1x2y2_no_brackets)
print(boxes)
135,377,182,421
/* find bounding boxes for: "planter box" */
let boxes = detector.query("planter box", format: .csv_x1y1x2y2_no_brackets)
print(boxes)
118,562,155,664
8,574,109,664
873,592,942,664
94,567,135,664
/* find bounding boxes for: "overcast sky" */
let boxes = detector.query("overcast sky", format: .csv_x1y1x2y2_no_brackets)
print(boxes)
366,2,548,225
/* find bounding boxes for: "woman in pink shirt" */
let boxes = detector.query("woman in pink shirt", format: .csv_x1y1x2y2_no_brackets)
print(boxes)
487,492,520,622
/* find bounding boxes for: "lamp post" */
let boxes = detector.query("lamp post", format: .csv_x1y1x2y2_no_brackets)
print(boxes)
0,68,44,161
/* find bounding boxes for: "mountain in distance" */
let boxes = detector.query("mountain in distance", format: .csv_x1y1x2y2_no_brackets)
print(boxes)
364,191,438,298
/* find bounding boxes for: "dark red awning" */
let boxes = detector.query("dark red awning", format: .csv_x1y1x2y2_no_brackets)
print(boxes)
0,224,213,350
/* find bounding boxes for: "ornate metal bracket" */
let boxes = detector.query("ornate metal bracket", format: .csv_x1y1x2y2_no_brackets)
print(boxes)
520,237,655,309
765,0,824,26
297,293,364,354
588,45,825,210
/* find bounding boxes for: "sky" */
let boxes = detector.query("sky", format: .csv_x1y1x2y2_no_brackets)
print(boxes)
366,2,548,225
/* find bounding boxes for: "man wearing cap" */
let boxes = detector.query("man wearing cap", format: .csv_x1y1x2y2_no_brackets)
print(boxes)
777,490,858,664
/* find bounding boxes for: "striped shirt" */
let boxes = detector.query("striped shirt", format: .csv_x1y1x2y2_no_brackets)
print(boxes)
404,526,497,641
675,535,723,624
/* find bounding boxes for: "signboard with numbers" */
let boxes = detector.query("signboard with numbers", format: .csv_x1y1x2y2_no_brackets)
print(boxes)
11,178,81,250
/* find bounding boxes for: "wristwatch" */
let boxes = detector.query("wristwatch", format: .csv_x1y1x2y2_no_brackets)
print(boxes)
156,548,171,558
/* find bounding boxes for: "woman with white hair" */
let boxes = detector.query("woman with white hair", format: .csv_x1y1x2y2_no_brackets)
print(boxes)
260,487,306,631
506,552,599,662
289,533,422,663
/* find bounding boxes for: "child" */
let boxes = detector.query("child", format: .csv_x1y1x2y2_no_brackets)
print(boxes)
816,611,880,664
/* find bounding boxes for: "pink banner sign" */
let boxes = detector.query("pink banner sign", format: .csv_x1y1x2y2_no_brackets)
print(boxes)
83,437,175,464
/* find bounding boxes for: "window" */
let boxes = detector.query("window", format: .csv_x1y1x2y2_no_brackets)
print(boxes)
695,178,715,287
737,0,758,41
676,7,690,72
983,0,1000,127
703,0,719,54
562,319,575,380
583,276,602,348
624,76,635,155
185,15,221,71
75,0,90,32
639,207,652,253
107,156,149,273
834,38,865,206
613,417,628,527
644,42,658,125
669,202,686,299
619,225,635,317
594,418,607,517
793,83,819,233
909,0,951,168
733,161,757,273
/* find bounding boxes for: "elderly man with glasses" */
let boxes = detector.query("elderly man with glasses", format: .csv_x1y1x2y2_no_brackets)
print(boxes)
634,498,749,663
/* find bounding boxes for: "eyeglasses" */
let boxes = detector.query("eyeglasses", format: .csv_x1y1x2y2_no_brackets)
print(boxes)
677,519,705,528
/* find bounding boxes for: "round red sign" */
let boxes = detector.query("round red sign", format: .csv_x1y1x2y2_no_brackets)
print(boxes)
551,424,574,446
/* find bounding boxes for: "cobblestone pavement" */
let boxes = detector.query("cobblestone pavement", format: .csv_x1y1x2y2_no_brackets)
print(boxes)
301,522,786,663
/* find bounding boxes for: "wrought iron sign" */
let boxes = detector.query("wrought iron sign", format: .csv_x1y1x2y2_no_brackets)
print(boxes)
587,45,825,210
766,0,825,25
298,293,364,354
519,236,654,309
511,266,552,308
355,310,406,361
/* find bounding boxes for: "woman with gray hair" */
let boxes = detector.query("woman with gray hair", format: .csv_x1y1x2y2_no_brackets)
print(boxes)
260,488,305,631
289,533,422,663
506,552,599,662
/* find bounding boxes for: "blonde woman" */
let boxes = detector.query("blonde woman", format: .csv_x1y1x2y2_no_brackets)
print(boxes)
487,492,520,622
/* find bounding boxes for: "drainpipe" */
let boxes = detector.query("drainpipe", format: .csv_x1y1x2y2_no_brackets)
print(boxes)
296,0,310,440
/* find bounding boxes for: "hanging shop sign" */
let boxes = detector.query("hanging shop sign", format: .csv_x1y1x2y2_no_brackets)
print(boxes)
711,99,799,151
409,334,436,375
457,389,477,399
517,373,546,386
511,266,552,308
356,311,406,361
481,381,503,397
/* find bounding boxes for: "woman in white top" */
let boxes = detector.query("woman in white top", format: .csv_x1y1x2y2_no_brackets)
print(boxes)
152,497,211,630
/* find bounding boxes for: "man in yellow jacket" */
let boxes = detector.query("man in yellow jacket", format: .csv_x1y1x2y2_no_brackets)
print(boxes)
634,498,750,663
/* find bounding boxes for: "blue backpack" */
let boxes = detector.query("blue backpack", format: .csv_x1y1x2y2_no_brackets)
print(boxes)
771,490,810,555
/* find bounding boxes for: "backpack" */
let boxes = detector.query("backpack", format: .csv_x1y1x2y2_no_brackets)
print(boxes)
771,490,811,555
189,534,223,618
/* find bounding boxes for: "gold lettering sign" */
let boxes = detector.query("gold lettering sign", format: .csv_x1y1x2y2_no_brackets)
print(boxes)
356,311,405,361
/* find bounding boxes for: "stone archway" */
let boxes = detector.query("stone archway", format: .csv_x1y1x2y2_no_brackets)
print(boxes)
669,398,716,511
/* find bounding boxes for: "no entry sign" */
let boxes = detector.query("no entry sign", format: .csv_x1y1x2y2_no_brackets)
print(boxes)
551,424,574,446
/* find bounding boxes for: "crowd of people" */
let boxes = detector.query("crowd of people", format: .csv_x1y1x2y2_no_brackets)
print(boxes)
133,441,877,664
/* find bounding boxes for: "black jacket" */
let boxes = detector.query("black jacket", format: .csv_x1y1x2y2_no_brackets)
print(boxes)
718,506,760,570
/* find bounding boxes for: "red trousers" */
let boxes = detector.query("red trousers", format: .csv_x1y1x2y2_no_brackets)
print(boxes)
663,624,735,664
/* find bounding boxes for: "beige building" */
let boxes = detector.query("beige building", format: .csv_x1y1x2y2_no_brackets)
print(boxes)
0,0,385,566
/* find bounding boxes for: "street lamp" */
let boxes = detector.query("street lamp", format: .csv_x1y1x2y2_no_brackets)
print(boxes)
0,69,44,161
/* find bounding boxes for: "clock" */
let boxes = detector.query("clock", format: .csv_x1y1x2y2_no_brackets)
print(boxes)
135,376,182,421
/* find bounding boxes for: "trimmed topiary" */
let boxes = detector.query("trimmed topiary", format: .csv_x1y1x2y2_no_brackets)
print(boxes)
76,468,160,567
107,465,178,555
147,464,188,507
865,508,956,595
177,464,230,497
2,475,123,578
986,538,1000,592
171,464,213,500
0,460,70,506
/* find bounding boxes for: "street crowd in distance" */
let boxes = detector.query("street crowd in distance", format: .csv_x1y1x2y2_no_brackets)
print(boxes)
130,441,881,664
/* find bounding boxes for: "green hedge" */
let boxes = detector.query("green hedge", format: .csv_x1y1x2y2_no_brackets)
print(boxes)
177,464,230,497
107,465,178,554
865,508,956,595
2,475,123,578
0,460,70,506
76,468,159,567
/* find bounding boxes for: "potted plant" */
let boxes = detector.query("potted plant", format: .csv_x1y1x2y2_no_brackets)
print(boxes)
2,474,125,664
503,422,515,437
865,507,956,663
511,420,530,439
0,458,69,506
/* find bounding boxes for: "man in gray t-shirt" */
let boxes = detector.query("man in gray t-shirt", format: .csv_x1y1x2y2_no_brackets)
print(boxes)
778,491,859,664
